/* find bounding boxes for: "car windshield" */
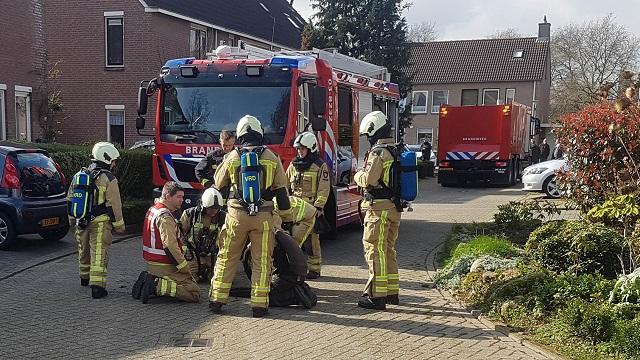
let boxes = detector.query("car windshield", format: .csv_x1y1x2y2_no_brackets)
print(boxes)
161,84,291,144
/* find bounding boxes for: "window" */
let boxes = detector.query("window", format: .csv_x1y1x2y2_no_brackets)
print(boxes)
106,106,125,147
411,91,428,113
483,89,500,105
105,15,124,67
297,83,310,132
461,89,478,106
505,88,516,103
431,90,449,113
190,26,207,59
0,86,5,140
337,86,353,146
513,50,524,58
15,86,31,141
417,128,434,144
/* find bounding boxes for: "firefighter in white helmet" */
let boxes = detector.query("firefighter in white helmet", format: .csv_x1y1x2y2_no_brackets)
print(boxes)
285,131,331,278
67,141,125,299
354,111,401,310
177,187,226,282
208,115,293,318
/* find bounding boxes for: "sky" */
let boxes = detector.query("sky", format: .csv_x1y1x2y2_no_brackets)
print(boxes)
291,0,640,40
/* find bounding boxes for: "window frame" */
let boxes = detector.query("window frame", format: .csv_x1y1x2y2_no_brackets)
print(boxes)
461,89,479,106
105,105,125,147
14,87,32,141
411,90,428,114
189,24,208,59
482,88,500,105
417,128,434,144
431,90,449,114
104,13,124,68
297,83,311,132
505,88,516,104
0,85,5,140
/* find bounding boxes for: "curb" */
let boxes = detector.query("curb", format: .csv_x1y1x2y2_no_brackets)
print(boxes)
424,237,564,360
0,233,140,282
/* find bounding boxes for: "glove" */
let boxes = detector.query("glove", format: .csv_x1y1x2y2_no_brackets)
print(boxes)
114,225,126,234
281,221,293,233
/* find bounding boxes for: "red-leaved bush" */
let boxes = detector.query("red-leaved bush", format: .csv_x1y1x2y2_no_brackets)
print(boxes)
556,101,640,210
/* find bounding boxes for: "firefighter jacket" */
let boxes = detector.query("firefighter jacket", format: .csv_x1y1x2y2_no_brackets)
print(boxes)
67,162,125,232
355,138,396,201
285,156,330,210
142,201,188,271
195,148,226,188
179,207,225,247
214,146,292,222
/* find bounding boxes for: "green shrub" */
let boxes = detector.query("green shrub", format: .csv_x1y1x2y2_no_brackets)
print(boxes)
434,255,475,289
612,318,640,359
122,199,152,226
526,220,567,253
551,273,616,309
448,235,521,266
494,200,541,224
484,270,556,314
32,142,153,200
559,300,615,344
526,220,627,278
612,303,640,321
609,268,640,304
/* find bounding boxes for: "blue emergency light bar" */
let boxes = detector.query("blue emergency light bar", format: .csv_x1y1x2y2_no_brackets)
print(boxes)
163,57,196,69
269,56,314,69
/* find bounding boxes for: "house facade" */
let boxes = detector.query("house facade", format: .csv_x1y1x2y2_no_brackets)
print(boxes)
405,20,552,148
40,0,304,147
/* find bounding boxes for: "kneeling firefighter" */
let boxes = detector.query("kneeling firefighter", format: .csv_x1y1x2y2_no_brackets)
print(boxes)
275,195,317,247
132,182,200,303
179,187,226,282
68,141,125,299
285,132,331,278
354,111,403,310
208,115,293,318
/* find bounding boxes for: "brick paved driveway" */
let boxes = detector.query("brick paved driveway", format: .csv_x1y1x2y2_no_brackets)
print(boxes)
0,179,552,359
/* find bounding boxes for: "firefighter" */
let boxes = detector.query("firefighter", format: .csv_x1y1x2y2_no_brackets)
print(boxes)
132,182,200,303
68,141,125,299
208,115,293,318
195,130,236,189
178,187,226,283
354,111,402,310
285,132,330,278
274,196,317,248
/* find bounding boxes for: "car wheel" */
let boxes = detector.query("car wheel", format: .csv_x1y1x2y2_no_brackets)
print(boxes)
543,175,562,199
39,225,70,242
0,212,17,250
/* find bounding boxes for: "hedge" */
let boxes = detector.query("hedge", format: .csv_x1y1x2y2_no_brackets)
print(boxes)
30,142,154,201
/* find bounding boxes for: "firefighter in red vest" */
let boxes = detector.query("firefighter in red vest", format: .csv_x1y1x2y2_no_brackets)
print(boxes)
131,182,200,303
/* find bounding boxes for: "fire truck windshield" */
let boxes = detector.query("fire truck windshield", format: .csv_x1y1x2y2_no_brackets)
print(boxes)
161,83,291,144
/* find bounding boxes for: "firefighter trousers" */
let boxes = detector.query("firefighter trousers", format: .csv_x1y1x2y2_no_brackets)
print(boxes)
209,208,275,309
76,218,113,288
186,254,214,283
361,201,401,298
303,232,322,273
147,263,201,303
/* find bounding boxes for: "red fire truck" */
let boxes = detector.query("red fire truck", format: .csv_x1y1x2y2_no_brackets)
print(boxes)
135,45,400,235
437,102,530,186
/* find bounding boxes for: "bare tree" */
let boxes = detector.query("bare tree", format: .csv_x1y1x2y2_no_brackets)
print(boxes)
551,14,640,119
487,28,522,39
407,21,438,42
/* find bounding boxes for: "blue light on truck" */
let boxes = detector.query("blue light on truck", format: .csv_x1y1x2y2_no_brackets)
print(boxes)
163,57,196,68
269,56,313,69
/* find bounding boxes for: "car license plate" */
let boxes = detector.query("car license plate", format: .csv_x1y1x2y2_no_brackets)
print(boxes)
42,217,59,227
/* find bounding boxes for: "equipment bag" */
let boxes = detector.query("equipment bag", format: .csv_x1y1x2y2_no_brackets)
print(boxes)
398,150,418,202
68,169,95,221
239,148,263,215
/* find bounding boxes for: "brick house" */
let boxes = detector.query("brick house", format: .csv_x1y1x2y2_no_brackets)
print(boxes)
0,0,47,142
404,20,552,148
42,0,305,147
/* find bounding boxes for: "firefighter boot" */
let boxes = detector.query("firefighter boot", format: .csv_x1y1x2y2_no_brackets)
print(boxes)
209,301,223,314
358,294,386,310
91,285,108,299
307,271,320,279
252,307,269,318
81,278,89,287
141,273,157,304
131,271,148,300
386,294,399,305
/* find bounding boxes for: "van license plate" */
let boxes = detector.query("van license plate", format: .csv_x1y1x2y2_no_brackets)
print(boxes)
42,218,59,227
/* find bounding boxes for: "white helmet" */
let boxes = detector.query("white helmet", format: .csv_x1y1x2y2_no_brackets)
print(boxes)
201,187,224,209
92,142,120,165
236,115,263,138
359,111,389,137
293,132,318,153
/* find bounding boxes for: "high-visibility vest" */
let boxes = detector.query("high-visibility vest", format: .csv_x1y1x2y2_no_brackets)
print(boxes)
142,203,181,264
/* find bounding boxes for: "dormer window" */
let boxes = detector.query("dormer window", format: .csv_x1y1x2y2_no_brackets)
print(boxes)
513,50,524,58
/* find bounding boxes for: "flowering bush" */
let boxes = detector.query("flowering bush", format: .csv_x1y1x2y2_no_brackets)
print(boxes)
555,101,640,210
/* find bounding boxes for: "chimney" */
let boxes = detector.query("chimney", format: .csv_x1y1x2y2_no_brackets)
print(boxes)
538,16,550,41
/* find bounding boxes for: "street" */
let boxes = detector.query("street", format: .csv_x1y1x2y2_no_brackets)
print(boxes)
0,178,551,359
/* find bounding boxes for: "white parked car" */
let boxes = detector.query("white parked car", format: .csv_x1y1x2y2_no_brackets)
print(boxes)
521,159,568,198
